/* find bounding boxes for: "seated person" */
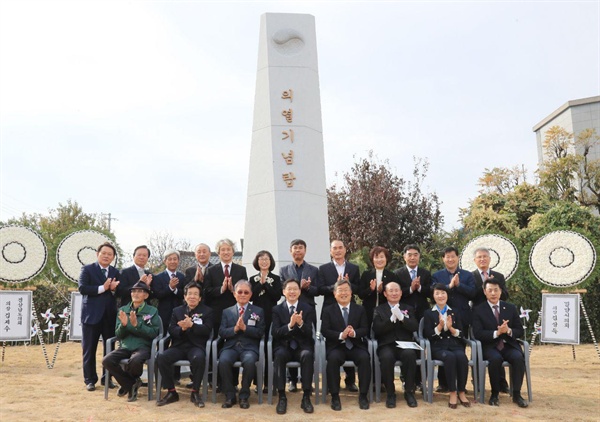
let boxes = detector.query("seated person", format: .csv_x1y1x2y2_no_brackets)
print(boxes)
472,278,528,408
102,281,160,402
272,279,316,414
156,282,213,408
423,283,470,409
372,282,419,408
218,280,265,410
321,279,371,411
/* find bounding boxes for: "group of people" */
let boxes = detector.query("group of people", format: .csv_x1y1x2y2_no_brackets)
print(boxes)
77,237,529,413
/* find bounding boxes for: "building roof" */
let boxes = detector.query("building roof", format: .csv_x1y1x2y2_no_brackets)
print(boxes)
532,96,600,132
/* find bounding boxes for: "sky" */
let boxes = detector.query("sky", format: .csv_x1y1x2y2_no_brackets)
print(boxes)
1,1,599,261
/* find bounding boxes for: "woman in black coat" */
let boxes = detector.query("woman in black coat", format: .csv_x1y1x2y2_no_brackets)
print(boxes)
423,283,471,409
358,246,397,330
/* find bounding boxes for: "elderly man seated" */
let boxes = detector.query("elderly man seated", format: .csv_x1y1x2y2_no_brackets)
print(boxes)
102,281,160,402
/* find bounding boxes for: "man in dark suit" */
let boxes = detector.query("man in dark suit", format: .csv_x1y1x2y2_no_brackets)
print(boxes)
202,238,248,338
394,244,432,321
116,245,152,307
279,238,320,392
272,279,316,414
218,280,265,409
184,243,213,286
318,239,360,392
157,282,214,408
321,280,371,411
372,282,419,408
472,278,528,408
152,250,185,334
78,242,120,391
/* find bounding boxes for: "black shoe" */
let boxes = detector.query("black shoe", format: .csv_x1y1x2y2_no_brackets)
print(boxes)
301,396,314,413
86,383,96,392
416,382,423,392
513,394,529,408
117,387,128,397
239,398,250,409
385,394,397,409
435,385,448,393
358,394,369,410
101,378,116,389
157,391,179,406
404,392,418,408
276,396,287,414
186,382,194,389
222,397,237,408
191,391,205,408
288,381,297,392
346,381,358,392
500,386,511,394
489,394,500,406
330,395,342,411
128,378,142,402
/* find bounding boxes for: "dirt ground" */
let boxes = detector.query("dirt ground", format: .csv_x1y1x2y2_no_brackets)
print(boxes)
0,342,599,422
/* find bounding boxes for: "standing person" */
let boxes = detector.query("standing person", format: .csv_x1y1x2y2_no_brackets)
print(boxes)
279,239,320,392
271,279,316,414
358,246,397,330
321,280,371,411
249,250,282,393
372,282,419,409
202,239,248,338
156,282,214,408
423,284,470,409
218,280,265,410
185,243,213,286
318,240,360,392
394,244,432,322
116,245,153,307
102,281,160,402
472,278,528,408
152,250,185,334
78,242,120,391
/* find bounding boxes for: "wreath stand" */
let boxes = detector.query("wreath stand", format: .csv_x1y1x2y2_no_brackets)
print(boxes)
530,289,600,361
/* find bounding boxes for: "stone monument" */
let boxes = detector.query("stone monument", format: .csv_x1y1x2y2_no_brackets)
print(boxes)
242,13,330,275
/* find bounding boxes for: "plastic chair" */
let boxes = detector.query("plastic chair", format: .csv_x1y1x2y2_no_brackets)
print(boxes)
155,333,213,403
103,316,163,401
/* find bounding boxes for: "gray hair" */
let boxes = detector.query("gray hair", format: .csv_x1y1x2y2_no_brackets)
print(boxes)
195,243,211,252
473,247,490,257
234,279,251,291
163,249,180,260
215,238,235,253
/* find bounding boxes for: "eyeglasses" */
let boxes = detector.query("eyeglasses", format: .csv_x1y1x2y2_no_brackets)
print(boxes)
236,290,251,295
258,257,270,261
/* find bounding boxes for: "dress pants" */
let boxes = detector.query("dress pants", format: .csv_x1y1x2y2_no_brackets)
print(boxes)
326,346,371,395
274,346,314,392
377,344,417,394
431,346,468,392
157,346,206,391
218,346,258,400
102,348,150,389
483,344,525,394
82,316,115,385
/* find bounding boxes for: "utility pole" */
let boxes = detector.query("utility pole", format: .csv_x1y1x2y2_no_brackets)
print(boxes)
101,212,117,232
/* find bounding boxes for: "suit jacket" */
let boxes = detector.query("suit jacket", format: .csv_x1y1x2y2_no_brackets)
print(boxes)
271,300,315,352
372,302,418,348
394,266,432,320
318,261,360,309
357,268,396,319
78,262,119,325
116,265,151,306
432,268,476,327
279,261,320,307
472,270,508,307
184,262,213,285
152,270,186,330
423,306,465,351
321,302,369,354
202,262,248,313
169,303,214,350
472,300,523,354
249,272,282,324
219,303,265,355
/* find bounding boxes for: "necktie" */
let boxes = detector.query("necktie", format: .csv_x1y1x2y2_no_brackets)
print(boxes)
239,306,244,317
342,307,353,350
410,269,416,280
137,267,145,279
102,268,107,278
493,305,504,351
224,264,230,278
482,271,488,280
290,305,295,315
289,305,298,349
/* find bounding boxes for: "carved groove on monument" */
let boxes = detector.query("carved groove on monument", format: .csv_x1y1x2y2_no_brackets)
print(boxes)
271,29,304,55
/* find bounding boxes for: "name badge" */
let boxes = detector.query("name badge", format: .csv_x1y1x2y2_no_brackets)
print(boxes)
194,318,203,325
248,319,256,326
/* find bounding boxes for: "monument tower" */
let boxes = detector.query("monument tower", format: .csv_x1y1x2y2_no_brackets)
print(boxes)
242,13,330,272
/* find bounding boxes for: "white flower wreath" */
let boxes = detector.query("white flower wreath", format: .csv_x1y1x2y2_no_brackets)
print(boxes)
529,230,596,288
459,234,519,280
56,230,116,283
0,225,48,283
